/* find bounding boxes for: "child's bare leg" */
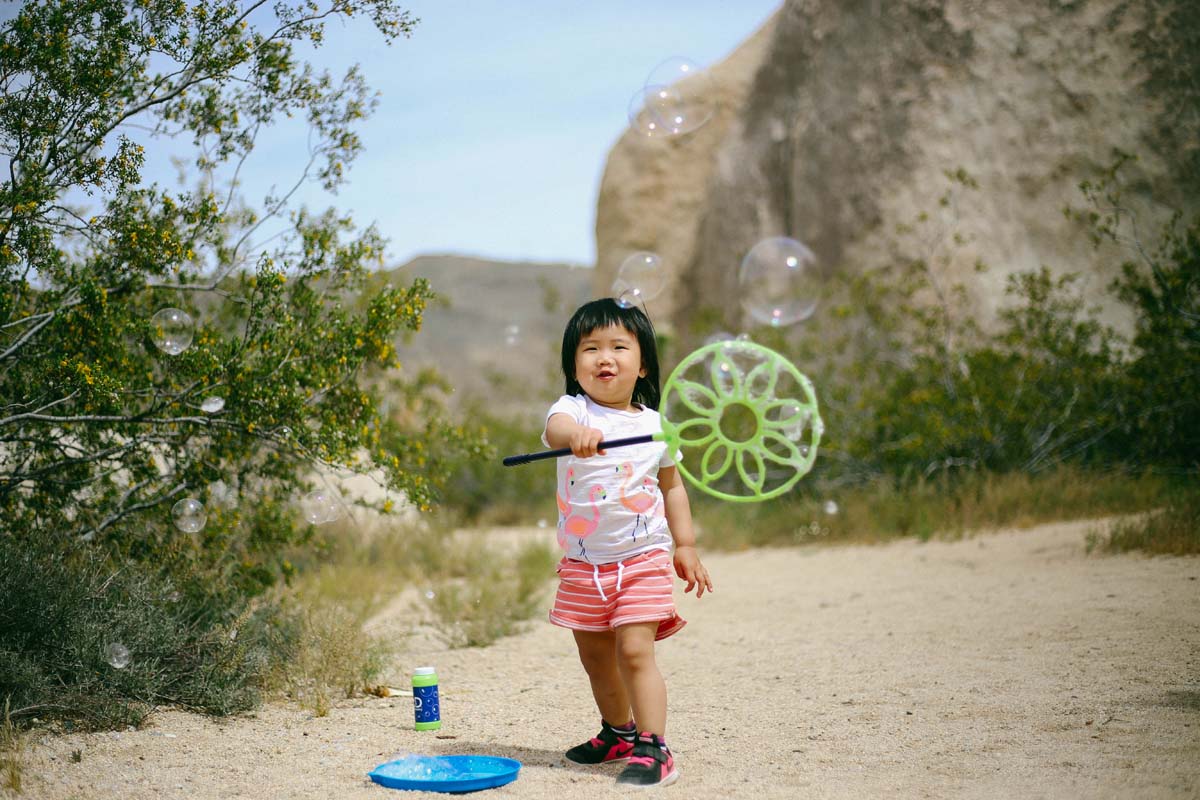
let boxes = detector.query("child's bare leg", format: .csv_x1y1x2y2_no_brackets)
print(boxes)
573,629,633,726
614,621,666,736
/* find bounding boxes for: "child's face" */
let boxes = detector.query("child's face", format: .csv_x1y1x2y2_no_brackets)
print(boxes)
573,324,646,411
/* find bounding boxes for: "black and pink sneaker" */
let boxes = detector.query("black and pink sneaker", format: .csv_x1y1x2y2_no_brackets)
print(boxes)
564,720,637,764
616,732,678,788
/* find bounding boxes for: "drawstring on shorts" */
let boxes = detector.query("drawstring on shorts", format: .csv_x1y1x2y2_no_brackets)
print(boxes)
590,561,627,602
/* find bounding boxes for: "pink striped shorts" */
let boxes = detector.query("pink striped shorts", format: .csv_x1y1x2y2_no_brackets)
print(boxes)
549,549,687,641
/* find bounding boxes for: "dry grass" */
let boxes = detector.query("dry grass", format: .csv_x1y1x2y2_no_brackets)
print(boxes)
694,466,1174,550
274,514,556,714
1,699,23,796
1087,482,1200,556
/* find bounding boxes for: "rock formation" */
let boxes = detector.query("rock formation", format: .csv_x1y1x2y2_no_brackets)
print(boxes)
595,0,1199,343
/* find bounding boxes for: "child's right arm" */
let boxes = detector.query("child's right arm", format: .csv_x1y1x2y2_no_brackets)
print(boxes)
544,413,606,458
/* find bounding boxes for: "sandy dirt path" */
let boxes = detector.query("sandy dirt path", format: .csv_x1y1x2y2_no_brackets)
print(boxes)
16,518,1200,799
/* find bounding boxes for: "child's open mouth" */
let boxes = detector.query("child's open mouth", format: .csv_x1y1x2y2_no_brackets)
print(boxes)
597,370,616,380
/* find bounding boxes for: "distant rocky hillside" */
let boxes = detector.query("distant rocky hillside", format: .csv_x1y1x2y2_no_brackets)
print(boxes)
384,254,594,415
595,0,1199,343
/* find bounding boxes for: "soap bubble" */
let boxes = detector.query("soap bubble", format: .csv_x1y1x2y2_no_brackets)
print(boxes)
537,519,548,529
504,324,520,346
171,497,206,533
200,396,225,414
300,489,340,525
739,237,820,327
823,499,839,515
105,642,131,669
627,57,715,138
151,308,194,355
424,589,436,600
612,251,666,308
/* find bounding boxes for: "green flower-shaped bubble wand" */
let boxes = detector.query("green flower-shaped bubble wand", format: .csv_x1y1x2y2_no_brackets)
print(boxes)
503,341,823,502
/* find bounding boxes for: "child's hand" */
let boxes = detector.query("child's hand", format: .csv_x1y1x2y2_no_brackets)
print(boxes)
673,545,713,598
569,426,606,458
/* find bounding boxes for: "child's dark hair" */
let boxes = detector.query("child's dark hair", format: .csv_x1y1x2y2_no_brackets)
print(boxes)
561,298,661,410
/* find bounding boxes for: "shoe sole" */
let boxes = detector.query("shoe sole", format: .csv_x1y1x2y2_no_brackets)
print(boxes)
565,755,632,765
620,766,679,789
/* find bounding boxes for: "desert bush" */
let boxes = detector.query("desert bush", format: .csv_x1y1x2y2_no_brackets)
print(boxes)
0,535,275,730
1087,480,1200,556
439,409,556,526
0,0,496,730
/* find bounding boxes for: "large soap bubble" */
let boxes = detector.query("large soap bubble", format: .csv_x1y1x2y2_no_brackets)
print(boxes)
627,57,715,138
172,497,207,532
738,237,820,327
151,307,194,355
612,251,666,308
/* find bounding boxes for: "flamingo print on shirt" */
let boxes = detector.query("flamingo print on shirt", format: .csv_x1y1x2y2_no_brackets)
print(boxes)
556,466,575,516
562,484,606,560
617,462,658,540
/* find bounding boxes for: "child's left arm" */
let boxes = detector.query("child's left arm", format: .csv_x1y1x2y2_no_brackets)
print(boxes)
659,465,713,598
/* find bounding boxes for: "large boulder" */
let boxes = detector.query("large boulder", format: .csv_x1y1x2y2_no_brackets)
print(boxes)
595,0,1199,343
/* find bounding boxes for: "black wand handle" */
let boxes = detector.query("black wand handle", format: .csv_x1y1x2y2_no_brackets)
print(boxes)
502,434,656,467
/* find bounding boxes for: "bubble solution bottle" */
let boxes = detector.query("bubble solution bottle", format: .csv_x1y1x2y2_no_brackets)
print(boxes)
412,666,441,730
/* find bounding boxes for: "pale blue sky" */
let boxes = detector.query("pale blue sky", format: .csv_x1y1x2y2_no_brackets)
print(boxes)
165,1,782,268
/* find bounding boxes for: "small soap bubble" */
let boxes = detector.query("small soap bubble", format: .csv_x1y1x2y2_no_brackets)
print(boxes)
823,499,839,515
151,307,194,355
424,590,436,601
628,57,715,138
171,497,206,533
504,324,520,346
627,85,685,137
200,396,225,414
739,237,820,327
301,490,336,525
105,642,131,670
537,519,548,529
612,251,666,308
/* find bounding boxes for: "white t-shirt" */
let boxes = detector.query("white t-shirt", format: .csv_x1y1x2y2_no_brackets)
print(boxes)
542,394,675,564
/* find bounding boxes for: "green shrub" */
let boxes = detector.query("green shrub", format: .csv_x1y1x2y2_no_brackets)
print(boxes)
439,410,556,526
0,536,274,729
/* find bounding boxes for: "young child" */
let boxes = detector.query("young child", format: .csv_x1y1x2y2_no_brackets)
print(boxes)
542,298,713,788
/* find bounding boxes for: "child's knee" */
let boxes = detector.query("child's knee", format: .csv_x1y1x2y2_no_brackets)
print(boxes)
615,634,656,670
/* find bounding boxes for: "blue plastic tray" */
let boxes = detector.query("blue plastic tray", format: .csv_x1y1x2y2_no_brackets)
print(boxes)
368,754,521,793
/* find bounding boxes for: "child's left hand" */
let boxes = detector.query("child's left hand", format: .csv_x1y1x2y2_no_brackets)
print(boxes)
673,545,713,598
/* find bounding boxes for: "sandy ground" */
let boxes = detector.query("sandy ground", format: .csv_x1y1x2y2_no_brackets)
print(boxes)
15,518,1200,799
